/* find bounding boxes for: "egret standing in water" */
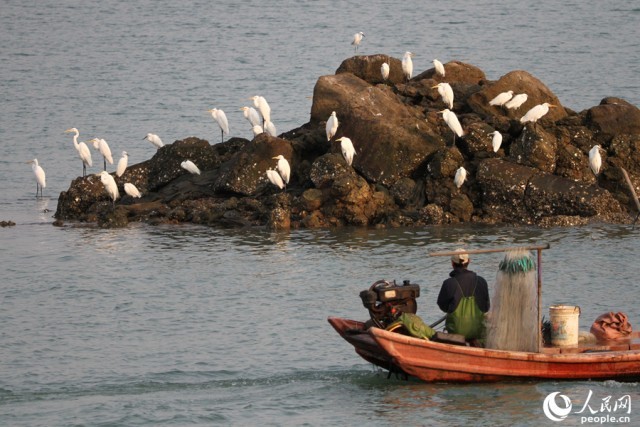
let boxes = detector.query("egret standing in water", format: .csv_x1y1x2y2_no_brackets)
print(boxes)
273,155,290,188
90,138,113,171
26,158,46,198
116,151,128,177
207,108,229,143
249,96,271,127
438,109,464,145
505,93,528,110
520,102,556,129
402,51,414,81
266,168,285,190
181,160,201,175
326,111,339,141
351,31,364,53
433,82,454,109
124,183,142,198
99,171,119,207
381,62,390,81
589,145,603,176
65,127,93,177
336,136,356,166
490,131,503,153
489,90,514,107
433,59,445,77
454,166,467,188
143,133,164,149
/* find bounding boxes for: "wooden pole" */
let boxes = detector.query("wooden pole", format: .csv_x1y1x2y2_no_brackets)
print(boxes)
537,247,543,353
621,167,640,213
429,243,550,257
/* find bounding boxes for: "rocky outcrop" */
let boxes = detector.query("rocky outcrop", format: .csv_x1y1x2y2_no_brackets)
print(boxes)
55,56,640,229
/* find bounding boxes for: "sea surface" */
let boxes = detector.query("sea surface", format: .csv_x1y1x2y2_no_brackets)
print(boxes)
1,1,639,426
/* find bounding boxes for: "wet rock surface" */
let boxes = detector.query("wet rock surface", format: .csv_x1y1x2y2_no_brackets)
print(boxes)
55,57,640,229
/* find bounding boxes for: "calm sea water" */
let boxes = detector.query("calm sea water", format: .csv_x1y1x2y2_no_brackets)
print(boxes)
1,1,640,426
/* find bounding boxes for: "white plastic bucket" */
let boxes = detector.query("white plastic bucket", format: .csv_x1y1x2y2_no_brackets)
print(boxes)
549,305,581,346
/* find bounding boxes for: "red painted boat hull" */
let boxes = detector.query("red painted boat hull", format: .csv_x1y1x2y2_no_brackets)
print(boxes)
329,316,640,383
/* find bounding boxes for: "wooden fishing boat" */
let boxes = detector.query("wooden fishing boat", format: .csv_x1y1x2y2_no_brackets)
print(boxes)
329,244,640,382
328,316,640,382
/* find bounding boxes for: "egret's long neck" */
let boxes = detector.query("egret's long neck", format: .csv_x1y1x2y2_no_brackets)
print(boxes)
72,131,79,148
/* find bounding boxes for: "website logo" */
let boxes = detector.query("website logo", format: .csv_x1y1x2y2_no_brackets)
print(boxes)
542,390,631,424
544,392,572,421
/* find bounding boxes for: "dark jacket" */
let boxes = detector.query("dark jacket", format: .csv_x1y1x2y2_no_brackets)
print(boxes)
437,267,490,314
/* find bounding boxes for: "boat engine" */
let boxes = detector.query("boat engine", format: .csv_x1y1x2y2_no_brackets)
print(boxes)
359,280,420,328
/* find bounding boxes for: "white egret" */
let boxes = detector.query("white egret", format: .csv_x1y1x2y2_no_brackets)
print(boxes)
433,59,445,77
252,125,264,136
520,102,556,128
351,31,365,53
454,166,467,188
99,170,119,207
432,82,454,109
589,145,603,176
438,109,464,145
124,182,142,198
249,95,271,126
326,111,339,141
207,108,229,143
90,138,113,171
490,131,503,153
264,120,277,137
381,62,390,81
273,155,290,187
453,166,467,188
116,151,128,177
65,127,93,177
505,93,528,110
402,51,414,81
337,136,356,166
489,90,514,107
266,168,285,190
181,160,201,175
26,159,46,198
143,133,164,149
240,106,262,128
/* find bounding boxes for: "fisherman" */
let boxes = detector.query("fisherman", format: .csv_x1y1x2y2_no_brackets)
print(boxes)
437,250,490,343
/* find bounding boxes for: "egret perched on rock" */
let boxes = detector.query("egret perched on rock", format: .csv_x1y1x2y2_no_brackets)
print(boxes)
505,93,528,110
273,155,290,187
438,109,464,145
181,160,201,175
520,102,556,129
266,168,285,190
90,138,113,171
65,127,92,177
326,111,339,141
124,183,142,198
433,59,445,77
240,106,262,128
143,133,164,149
264,120,277,137
381,62,390,81
589,145,603,176
454,166,467,188
433,82,454,109
249,95,271,126
489,90,514,107
336,136,356,166
351,31,365,53
26,159,46,198
116,151,128,177
402,51,414,81
490,131,503,153
207,108,229,143
99,170,119,207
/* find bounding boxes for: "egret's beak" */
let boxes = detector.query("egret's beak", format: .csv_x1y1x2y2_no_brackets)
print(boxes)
437,110,446,114
431,85,439,89
64,129,73,133
142,136,147,140
548,104,557,108
272,157,278,160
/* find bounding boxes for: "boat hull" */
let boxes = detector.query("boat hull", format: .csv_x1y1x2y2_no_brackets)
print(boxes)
329,316,640,383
